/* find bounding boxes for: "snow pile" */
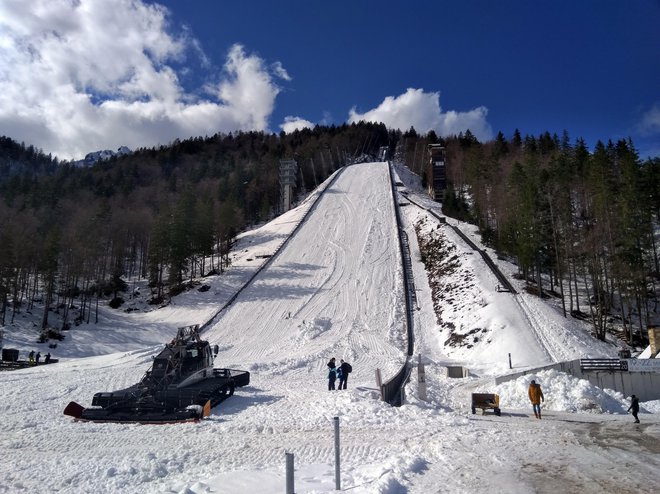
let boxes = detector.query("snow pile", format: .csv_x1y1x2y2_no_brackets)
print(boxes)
490,369,628,414
642,400,660,413
637,345,660,359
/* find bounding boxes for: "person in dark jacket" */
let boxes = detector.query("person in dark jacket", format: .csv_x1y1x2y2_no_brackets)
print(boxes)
627,395,640,423
338,359,351,389
335,365,343,389
327,358,337,391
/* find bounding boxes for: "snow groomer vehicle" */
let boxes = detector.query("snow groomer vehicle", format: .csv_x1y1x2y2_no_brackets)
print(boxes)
64,325,250,423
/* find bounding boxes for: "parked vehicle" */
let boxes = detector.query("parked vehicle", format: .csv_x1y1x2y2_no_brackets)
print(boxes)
64,325,249,423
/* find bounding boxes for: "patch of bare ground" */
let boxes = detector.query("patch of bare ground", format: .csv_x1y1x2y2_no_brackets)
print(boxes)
415,218,488,348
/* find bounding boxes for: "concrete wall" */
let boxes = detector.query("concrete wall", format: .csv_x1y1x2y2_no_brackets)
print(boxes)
495,359,660,402
578,370,659,402
446,366,469,378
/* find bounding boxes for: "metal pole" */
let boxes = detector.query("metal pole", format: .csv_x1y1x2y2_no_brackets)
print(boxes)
418,354,427,401
285,452,294,494
375,368,383,400
508,353,512,369
334,416,341,491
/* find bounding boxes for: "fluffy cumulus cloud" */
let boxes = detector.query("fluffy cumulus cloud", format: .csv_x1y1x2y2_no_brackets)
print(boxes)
279,116,314,133
0,0,288,160
348,88,493,141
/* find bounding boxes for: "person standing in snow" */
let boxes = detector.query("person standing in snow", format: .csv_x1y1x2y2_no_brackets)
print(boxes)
627,395,640,423
528,380,544,419
338,359,351,389
327,358,337,390
28,350,35,364
335,365,343,390
35,352,41,364
45,352,51,364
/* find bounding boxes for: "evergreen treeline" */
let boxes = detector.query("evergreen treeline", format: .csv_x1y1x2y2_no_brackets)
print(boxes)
401,128,660,345
0,123,392,329
2,123,658,347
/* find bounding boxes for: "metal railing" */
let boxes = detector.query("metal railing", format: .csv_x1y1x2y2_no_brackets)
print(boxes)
405,194,517,294
199,167,347,334
380,162,416,406
580,358,627,372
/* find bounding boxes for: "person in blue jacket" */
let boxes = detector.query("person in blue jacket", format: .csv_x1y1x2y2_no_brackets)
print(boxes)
327,357,337,390
335,365,343,390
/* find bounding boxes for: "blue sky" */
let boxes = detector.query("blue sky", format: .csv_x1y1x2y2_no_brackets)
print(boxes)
1,0,659,160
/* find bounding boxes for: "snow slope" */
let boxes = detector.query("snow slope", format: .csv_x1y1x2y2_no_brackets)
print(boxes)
1,162,658,494
204,161,406,380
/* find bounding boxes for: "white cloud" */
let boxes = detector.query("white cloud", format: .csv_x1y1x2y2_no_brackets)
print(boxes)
639,103,660,135
0,0,288,159
348,88,493,141
271,61,291,82
279,116,314,133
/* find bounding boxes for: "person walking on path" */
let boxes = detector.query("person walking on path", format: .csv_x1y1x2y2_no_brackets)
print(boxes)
528,379,544,419
28,350,35,364
36,352,41,364
627,395,640,423
45,352,51,364
338,359,352,390
327,358,337,391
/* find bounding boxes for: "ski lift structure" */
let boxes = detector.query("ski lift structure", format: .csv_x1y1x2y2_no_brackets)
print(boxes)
426,144,447,202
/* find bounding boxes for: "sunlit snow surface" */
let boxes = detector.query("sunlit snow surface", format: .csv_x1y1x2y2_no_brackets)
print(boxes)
1,162,658,493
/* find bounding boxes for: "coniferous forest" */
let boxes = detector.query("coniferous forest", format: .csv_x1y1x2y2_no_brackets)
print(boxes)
401,128,659,345
0,124,658,346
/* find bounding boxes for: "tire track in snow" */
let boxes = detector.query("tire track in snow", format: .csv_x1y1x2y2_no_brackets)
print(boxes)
514,294,560,362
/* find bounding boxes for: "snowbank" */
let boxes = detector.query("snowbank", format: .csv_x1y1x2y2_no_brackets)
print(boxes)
488,369,639,414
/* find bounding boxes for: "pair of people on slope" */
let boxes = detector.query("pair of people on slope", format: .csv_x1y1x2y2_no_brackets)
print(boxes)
327,357,351,390
28,350,41,364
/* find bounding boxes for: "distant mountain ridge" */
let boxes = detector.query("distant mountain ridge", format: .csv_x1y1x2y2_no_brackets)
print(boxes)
74,146,132,166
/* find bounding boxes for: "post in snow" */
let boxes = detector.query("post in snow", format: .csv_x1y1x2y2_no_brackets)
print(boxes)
375,368,383,401
334,416,341,491
285,452,294,494
418,354,427,401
